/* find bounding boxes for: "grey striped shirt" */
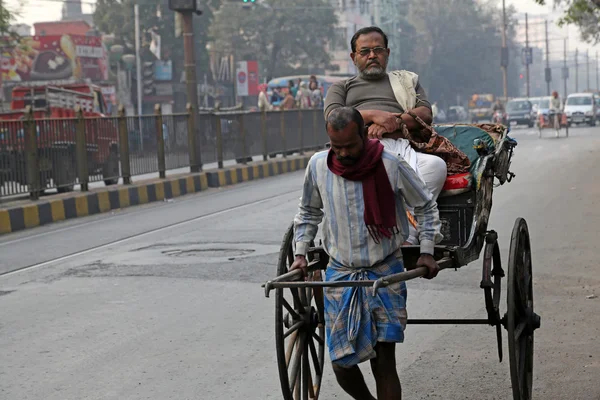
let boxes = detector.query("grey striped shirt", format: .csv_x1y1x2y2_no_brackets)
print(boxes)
294,149,443,267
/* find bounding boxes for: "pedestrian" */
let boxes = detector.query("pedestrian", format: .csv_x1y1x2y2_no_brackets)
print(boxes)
309,80,323,109
281,89,296,110
291,106,442,400
257,84,271,111
296,81,312,109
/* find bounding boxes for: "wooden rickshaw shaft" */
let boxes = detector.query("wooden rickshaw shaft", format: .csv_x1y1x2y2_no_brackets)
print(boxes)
264,258,455,297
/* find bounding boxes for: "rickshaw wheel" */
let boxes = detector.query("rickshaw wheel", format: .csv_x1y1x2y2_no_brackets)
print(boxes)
275,223,325,400
506,218,539,400
481,232,504,362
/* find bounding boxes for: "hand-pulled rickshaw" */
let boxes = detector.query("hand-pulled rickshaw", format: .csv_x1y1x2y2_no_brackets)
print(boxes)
262,122,541,400
537,110,569,138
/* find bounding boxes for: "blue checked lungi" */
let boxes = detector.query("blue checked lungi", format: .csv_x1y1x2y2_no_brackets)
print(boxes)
324,253,408,368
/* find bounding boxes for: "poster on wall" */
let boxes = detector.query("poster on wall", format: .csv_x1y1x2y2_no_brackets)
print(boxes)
0,34,109,84
235,60,259,97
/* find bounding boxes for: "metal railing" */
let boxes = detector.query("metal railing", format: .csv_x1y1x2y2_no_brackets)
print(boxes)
0,106,327,200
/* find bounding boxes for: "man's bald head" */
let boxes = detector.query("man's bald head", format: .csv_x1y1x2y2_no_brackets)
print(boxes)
326,107,366,166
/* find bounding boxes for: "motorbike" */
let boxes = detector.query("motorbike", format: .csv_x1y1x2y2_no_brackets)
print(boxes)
492,111,506,125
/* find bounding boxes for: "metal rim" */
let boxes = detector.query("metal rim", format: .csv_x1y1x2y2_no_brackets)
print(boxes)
275,223,325,400
507,218,535,400
481,233,504,362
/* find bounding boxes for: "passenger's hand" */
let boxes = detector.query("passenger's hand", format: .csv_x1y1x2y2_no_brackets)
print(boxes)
290,255,309,280
371,110,401,133
367,123,387,140
416,254,440,279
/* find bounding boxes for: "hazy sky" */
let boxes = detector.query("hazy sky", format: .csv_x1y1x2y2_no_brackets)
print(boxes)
4,0,597,54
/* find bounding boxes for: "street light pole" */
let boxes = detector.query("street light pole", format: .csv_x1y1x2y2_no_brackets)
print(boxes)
181,10,201,172
134,4,144,151
525,13,530,98
501,0,508,99
563,38,568,99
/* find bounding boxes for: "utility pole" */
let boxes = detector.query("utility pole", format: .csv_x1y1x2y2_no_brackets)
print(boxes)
596,50,600,90
134,4,144,151
182,12,200,171
575,48,579,92
562,38,568,98
501,0,508,99
525,13,530,97
544,20,551,95
586,49,590,91
168,0,202,172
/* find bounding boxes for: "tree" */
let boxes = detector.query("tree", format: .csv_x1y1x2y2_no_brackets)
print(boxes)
534,0,600,43
403,0,522,106
209,0,338,81
93,0,217,109
0,0,20,37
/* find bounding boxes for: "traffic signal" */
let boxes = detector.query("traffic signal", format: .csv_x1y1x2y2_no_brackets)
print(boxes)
142,61,155,97
519,74,524,79
228,0,257,8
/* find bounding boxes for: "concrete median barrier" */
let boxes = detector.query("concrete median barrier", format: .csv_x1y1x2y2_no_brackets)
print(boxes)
0,153,313,235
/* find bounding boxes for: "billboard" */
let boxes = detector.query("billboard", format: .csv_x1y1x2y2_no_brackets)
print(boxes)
0,34,109,84
235,60,259,97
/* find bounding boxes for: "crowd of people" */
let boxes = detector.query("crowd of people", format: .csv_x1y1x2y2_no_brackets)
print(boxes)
257,75,324,111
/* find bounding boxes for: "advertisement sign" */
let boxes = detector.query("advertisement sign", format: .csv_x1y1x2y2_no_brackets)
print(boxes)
0,34,109,84
101,85,116,105
236,60,259,97
154,60,172,81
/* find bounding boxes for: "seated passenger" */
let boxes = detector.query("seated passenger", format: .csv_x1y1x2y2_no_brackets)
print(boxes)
324,26,447,244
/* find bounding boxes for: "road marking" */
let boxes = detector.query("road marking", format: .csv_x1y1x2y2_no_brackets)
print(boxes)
0,172,304,247
0,189,301,278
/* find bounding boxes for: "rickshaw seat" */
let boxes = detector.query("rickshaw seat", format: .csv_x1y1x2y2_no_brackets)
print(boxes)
439,172,473,197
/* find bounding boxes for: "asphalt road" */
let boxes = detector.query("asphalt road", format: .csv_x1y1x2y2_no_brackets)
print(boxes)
1,124,600,400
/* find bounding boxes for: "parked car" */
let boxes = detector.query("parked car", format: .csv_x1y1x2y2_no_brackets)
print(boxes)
505,98,535,127
564,93,597,126
533,96,552,123
446,106,468,122
434,109,447,123
528,97,543,114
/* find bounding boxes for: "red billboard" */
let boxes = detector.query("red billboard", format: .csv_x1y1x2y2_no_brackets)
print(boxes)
0,34,109,84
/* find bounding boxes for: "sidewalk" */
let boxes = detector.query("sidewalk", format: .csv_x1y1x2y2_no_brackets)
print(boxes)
0,153,313,236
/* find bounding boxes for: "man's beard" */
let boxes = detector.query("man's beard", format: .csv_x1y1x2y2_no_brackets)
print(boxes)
336,154,360,166
359,63,386,80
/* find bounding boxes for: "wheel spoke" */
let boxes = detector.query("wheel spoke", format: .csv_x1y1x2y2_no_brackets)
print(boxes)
302,338,310,400
307,369,316,399
312,331,324,346
290,288,303,309
513,320,527,341
282,298,301,321
286,331,299,367
289,333,305,394
518,334,527,394
308,336,322,377
287,244,294,268
284,321,304,339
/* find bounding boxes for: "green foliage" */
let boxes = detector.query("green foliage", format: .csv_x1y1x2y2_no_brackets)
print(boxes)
93,0,216,78
534,0,600,43
0,0,19,37
401,0,522,104
209,0,338,81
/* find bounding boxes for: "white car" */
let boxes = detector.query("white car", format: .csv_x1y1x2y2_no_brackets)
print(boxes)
564,93,597,127
447,106,468,122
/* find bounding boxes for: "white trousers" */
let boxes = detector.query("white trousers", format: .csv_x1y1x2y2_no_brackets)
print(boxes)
380,138,447,243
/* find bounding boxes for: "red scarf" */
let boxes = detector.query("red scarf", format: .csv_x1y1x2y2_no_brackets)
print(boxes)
327,139,398,243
